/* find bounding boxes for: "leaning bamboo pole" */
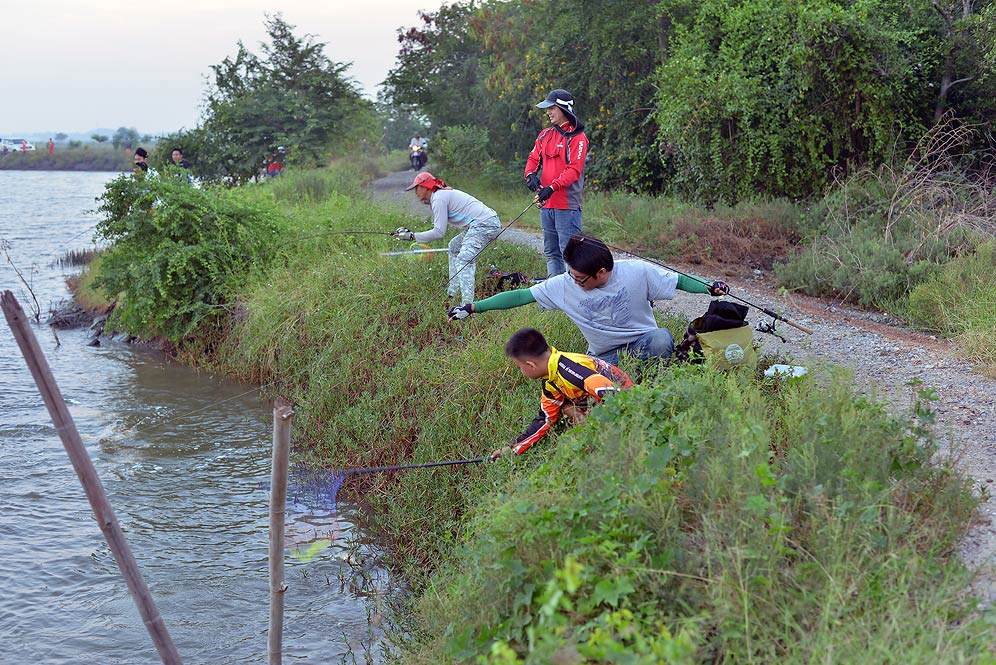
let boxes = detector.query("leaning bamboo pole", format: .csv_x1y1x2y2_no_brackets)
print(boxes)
1,290,182,664
268,397,294,665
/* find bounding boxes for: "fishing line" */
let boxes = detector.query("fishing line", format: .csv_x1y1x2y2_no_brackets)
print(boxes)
125,379,281,436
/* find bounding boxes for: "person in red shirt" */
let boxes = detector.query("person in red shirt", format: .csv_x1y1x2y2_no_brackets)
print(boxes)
48,139,54,155
524,89,589,278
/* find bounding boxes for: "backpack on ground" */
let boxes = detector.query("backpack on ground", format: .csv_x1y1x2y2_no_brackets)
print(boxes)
674,300,757,370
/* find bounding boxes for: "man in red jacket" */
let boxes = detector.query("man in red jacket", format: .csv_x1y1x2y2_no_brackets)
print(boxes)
524,89,589,278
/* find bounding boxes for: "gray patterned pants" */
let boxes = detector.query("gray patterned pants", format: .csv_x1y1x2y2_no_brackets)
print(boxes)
447,215,502,304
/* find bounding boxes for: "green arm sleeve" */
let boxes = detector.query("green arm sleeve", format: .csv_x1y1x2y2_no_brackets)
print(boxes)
676,274,712,294
474,288,537,313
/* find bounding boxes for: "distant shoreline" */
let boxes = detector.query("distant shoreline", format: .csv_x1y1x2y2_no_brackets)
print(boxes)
0,149,130,172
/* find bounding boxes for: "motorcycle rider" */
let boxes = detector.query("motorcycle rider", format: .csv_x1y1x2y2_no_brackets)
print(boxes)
409,132,428,170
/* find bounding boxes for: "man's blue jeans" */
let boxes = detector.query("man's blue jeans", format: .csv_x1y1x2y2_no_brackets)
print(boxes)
541,207,582,276
592,328,675,366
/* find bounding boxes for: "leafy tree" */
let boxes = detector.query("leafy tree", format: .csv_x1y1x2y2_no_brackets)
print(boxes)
54,133,68,142
384,0,672,191
91,134,109,143
198,14,378,184
111,126,140,149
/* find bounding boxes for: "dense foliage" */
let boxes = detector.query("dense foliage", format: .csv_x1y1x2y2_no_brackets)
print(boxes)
168,15,379,184
405,367,989,662
384,0,996,199
384,0,667,191
93,172,280,342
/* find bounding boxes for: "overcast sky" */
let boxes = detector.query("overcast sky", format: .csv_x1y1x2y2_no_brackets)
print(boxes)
1,0,442,135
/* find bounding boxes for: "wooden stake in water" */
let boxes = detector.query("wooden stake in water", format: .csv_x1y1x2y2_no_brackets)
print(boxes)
0,290,182,665
268,397,294,665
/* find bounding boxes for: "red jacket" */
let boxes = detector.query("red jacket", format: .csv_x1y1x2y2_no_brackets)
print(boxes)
524,122,588,210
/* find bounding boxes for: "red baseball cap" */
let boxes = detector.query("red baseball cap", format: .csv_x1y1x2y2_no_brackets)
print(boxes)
405,171,437,191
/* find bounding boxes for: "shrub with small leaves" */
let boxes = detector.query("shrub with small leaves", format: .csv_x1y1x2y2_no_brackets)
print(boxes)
93,172,279,342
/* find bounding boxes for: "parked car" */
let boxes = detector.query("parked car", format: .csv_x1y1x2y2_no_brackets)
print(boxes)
0,138,36,153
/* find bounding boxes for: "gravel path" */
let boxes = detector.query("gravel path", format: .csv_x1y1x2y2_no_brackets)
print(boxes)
372,170,996,605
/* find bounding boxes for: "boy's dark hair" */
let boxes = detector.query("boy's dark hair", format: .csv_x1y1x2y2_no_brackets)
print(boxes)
134,147,148,158
563,234,613,276
172,147,183,154
505,327,550,359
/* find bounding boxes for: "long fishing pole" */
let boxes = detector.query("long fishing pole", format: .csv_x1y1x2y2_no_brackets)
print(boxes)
289,230,394,244
423,199,538,301
340,456,485,477
598,239,814,335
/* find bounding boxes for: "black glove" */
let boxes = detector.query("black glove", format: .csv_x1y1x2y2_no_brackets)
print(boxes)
447,303,474,321
525,173,541,192
536,185,554,203
708,280,730,296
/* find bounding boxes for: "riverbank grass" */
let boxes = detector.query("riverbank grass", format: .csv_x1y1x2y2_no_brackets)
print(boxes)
402,366,992,662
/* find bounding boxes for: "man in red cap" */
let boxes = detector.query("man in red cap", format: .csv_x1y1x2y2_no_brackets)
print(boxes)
394,172,502,304
524,89,589,278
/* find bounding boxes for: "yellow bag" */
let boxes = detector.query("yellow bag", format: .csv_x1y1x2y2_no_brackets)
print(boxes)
694,324,757,370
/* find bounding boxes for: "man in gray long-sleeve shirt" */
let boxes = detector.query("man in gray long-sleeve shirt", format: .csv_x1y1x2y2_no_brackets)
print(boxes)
392,171,502,305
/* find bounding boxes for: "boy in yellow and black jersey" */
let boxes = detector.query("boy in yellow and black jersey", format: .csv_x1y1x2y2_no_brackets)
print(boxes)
491,327,634,461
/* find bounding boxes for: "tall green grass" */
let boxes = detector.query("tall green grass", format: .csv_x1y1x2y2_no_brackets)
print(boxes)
905,241,996,377
402,366,992,663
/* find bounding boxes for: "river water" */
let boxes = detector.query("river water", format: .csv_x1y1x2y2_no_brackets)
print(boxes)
0,171,389,663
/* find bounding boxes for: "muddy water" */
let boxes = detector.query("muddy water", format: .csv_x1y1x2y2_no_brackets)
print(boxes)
0,171,389,663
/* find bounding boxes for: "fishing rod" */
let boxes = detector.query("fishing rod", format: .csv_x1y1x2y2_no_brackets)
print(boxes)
423,199,538,302
380,247,449,257
289,230,394,243
598,240,814,335
339,456,485,477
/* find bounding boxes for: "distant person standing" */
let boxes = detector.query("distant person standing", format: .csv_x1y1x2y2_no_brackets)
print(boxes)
524,89,589,278
265,147,285,177
21,139,27,152
133,147,149,173
48,138,54,155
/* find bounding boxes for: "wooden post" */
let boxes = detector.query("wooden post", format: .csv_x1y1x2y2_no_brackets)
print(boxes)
1,290,182,664
268,397,294,665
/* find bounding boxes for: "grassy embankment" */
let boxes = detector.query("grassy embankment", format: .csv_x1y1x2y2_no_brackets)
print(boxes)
0,147,130,171
80,162,996,662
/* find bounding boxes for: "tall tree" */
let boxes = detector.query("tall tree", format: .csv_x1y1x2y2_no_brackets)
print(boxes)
196,14,376,183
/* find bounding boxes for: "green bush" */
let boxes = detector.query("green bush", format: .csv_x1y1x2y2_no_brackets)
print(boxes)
774,143,992,308
435,125,500,174
656,0,936,201
405,366,987,663
93,173,280,342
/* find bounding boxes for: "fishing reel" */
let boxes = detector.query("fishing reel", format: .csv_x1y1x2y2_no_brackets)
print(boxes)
756,318,787,343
